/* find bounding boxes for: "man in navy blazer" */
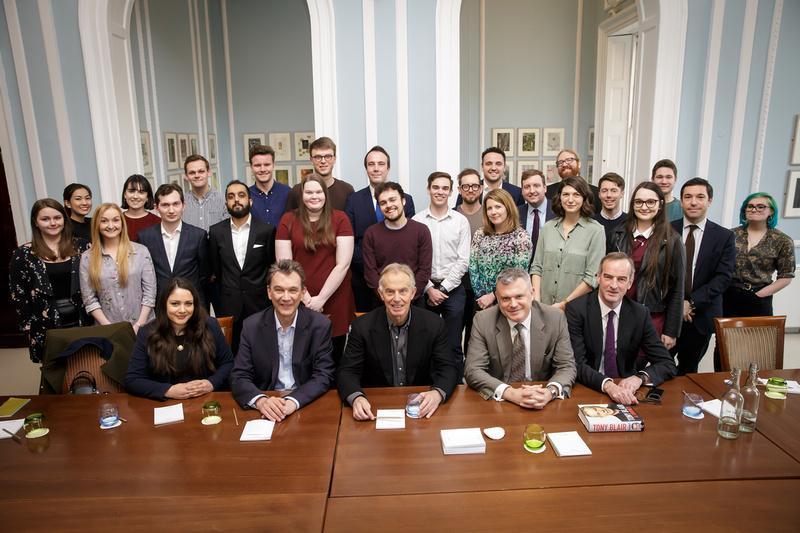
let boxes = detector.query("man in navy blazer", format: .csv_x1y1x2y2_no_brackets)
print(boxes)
138,184,208,304
518,169,556,266
672,178,735,374
566,253,677,405
231,260,334,421
345,146,415,312
337,263,458,420
455,147,522,206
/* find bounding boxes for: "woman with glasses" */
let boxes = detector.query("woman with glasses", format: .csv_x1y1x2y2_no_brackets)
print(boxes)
722,193,794,318
10,199,90,362
121,174,161,242
469,189,531,310
530,176,605,311
609,182,685,349
276,175,355,362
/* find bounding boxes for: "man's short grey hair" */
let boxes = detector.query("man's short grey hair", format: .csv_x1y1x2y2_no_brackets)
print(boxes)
378,263,416,291
495,268,532,289
598,252,635,277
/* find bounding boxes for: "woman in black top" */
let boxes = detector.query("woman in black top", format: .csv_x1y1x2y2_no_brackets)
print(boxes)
9,198,89,362
63,183,93,241
125,277,233,400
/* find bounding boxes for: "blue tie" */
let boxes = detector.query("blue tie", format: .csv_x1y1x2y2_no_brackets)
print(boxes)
375,201,384,222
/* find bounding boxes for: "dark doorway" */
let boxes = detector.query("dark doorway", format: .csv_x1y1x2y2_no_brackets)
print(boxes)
0,148,26,347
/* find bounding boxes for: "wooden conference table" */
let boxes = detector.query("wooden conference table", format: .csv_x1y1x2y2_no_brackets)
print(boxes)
1,376,799,532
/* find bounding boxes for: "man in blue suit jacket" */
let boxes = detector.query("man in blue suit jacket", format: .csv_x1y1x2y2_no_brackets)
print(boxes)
455,147,523,206
137,183,208,304
231,260,335,421
345,146,415,311
672,178,735,374
518,169,556,266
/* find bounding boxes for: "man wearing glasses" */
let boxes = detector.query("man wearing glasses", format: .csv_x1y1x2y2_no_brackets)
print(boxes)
345,146,416,312
455,168,484,354
546,149,602,211
286,136,354,211
566,253,677,405
671,178,735,374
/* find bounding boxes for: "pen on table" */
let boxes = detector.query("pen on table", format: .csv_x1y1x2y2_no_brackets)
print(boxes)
119,417,128,423
233,409,239,426
3,428,22,443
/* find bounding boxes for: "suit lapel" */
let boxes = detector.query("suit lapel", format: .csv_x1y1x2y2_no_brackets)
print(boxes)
362,189,378,224
587,296,604,371
694,221,718,282
221,223,242,273
241,219,259,271
405,312,425,384
171,226,189,274
372,309,394,385
495,312,513,381
149,229,170,274
263,311,280,387
617,299,634,369
291,308,308,381
529,309,546,377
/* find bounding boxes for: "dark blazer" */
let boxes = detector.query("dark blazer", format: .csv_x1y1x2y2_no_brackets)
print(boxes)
546,179,602,213
345,186,415,268
337,307,458,402
455,181,523,206
671,219,736,335
124,317,233,400
518,202,556,228
230,306,335,409
566,292,677,392
207,216,276,321
137,222,208,302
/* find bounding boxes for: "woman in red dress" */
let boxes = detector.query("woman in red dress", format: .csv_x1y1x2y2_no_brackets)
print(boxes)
276,175,355,362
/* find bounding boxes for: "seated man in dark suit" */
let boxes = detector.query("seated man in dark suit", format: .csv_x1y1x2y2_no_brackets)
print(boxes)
337,263,458,420
231,260,335,421
465,267,575,409
138,183,208,304
565,252,677,405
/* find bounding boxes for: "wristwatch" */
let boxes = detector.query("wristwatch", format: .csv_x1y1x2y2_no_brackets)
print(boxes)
546,384,559,399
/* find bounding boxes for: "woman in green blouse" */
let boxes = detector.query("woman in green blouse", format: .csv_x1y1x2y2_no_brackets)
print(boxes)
530,176,605,311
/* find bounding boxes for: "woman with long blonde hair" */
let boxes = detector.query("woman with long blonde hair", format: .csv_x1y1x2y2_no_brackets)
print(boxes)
79,203,156,333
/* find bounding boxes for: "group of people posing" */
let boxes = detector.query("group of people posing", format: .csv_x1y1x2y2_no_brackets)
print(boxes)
10,137,795,420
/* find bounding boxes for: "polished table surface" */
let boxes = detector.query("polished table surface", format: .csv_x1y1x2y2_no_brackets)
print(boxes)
330,377,800,498
0,391,341,532
689,369,800,463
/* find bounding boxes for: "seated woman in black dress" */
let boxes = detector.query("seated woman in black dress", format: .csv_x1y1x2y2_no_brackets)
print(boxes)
125,277,233,400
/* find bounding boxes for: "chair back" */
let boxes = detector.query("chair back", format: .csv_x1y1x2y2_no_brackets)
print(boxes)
714,315,786,371
63,345,124,393
216,316,234,346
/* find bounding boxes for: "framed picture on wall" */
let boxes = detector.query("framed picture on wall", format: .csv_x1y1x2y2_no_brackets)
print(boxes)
165,133,179,170
168,173,183,186
543,128,565,157
274,165,293,186
210,166,221,192
145,173,156,191
140,130,153,174
245,165,254,186
177,134,190,165
586,159,594,183
588,127,595,156
294,132,314,160
791,115,800,165
785,170,800,218
270,133,292,161
296,164,314,183
542,160,559,185
491,128,514,157
208,134,218,164
243,133,266,162
517,160,540,177
503,163,514,185
189,134,199,156
517,128,540,157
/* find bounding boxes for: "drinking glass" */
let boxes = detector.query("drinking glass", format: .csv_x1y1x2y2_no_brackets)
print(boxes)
523,423,546,453
202,401,222,425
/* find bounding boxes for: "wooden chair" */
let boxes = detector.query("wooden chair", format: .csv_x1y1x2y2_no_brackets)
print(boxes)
216,316,234,346
714,315,786,371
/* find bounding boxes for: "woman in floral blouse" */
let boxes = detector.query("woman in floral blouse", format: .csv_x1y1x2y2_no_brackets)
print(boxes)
79,203,156,333
469,188,531,310
10,199,89,362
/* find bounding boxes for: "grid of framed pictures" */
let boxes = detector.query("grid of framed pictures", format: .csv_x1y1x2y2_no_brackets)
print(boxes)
492,127,565,186
242,131,316,186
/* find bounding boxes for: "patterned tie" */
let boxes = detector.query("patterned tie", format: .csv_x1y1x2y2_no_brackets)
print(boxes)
509,323,527,383
603,310,619,378
375,201,384,223
531,208,541,254
684,224,697,295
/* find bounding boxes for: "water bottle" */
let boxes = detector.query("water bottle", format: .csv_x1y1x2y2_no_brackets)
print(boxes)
740,362,760,432
717,368,743,440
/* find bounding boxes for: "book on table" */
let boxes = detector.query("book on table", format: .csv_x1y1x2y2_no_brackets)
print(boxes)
578,403,644,432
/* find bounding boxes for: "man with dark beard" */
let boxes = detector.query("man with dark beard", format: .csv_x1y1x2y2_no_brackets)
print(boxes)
208,180,276,352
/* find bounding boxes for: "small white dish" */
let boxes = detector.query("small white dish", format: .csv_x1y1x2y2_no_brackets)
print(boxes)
99,420,122,430
483,427,505,440
523,443,547,454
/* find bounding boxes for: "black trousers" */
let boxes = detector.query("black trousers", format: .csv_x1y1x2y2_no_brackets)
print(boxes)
675,319,711,375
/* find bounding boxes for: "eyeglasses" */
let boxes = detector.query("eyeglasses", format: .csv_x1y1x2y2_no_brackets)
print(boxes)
633,199,660,208
745,204,769,212
556,157,576,167
311,154,335,162
459,184,481,192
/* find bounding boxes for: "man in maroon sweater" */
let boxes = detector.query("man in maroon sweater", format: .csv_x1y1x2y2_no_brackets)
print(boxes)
362,182,432,307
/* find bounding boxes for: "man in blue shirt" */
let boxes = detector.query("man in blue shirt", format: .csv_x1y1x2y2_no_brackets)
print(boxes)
248,144,290,228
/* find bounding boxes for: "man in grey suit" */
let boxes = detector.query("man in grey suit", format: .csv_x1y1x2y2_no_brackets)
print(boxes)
465,267,576,409
231,260,335,422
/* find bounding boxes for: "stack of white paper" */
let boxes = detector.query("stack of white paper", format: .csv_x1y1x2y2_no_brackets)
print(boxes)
153,403,185,426
375,409,405,430
440,428,486,455
239,419,275,441
0,419,23,439
547,431,592,457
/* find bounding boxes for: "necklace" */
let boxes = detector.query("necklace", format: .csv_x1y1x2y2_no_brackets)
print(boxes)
177,344,184,351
